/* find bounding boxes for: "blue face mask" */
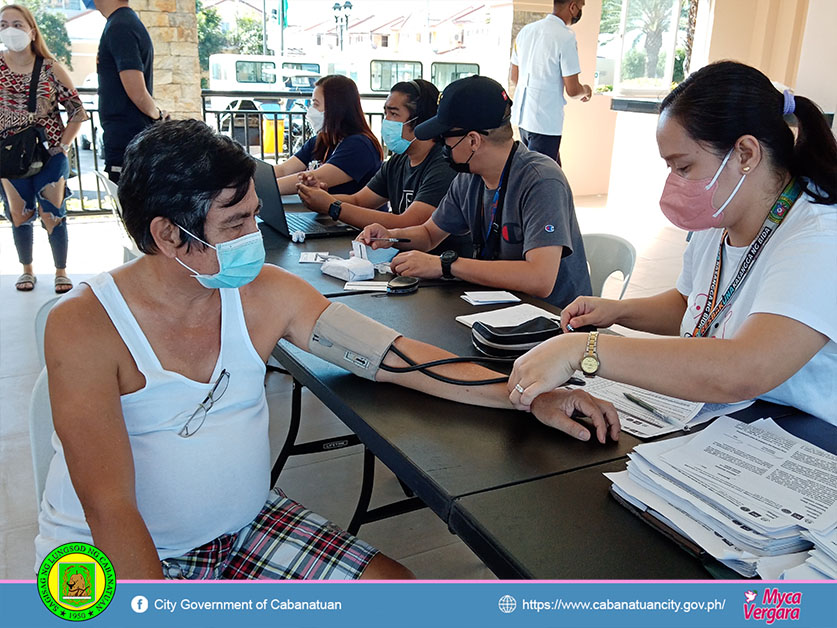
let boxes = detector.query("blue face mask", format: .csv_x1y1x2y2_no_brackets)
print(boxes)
381,118,416,155
81,0,97,9
175,225,265,289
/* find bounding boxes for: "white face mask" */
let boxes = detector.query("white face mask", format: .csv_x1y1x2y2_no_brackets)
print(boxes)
307,106,325,133
0,27,32,52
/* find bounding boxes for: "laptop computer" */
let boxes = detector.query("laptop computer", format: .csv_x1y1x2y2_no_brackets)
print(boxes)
252,158,359,239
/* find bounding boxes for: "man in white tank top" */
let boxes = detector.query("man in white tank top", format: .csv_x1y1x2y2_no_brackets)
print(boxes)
38,120,617,580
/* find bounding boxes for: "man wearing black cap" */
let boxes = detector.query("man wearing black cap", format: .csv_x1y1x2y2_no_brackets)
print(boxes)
358,75,592,309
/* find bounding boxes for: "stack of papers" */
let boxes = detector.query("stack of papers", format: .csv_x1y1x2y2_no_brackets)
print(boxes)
606,417,837,578
461,291,521,305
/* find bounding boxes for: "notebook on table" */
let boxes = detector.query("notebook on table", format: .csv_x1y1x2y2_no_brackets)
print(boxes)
252,158,359,239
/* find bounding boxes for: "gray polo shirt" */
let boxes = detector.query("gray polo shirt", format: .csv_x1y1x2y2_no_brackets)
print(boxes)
430,142,591,308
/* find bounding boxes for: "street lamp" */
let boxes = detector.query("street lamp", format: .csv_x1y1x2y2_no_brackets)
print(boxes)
332,1,353,51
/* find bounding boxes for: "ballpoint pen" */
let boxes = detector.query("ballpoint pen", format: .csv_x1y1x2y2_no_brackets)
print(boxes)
367,237,411,243
623,392,682,428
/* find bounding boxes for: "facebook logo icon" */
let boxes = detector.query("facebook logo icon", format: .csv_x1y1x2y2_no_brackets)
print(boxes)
131,595,149,613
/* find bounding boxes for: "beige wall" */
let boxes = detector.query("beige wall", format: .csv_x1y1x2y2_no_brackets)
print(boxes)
706,0,809,86
795,0,837,124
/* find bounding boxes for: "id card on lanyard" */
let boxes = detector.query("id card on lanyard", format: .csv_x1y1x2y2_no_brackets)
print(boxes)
473,141,519,260
691,178,802,338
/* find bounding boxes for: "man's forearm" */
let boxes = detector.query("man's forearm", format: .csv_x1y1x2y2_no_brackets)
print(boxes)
376,336,513,409
88,508,164,579
387,224,438,251
450,258,557,299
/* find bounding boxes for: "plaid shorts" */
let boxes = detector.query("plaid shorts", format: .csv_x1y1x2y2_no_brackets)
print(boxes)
160,488,378,580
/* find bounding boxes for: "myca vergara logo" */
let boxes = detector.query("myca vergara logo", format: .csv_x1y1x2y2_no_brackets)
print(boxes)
743,588,801,624
37,543,116,621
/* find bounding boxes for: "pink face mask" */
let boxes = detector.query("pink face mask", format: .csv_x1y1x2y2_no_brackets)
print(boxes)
659,149,747,231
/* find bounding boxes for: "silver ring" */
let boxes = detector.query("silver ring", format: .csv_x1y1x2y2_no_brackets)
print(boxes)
514,384,525,394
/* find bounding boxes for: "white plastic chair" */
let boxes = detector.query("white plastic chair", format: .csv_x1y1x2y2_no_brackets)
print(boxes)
581,233,637,299
95,171,141,262
29,368,54,506
35,296,60,368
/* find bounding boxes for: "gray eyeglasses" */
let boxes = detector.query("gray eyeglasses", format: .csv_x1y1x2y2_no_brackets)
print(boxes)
178,369,230,437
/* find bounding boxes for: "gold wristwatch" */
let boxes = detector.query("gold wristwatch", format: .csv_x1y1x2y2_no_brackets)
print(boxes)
580,331,600,377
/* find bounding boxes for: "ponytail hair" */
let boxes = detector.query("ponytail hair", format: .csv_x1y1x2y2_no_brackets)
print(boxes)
660,61,837,205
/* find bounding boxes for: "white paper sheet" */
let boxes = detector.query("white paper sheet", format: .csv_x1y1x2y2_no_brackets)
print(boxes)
564,374,704,437
299,252,329,263
461,291,521,305
455,303,558,328
343,281,389,292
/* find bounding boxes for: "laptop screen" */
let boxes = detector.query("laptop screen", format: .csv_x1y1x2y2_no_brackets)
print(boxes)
252,158,290,237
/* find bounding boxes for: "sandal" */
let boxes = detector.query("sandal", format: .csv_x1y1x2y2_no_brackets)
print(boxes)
54,275,73,294
15,273,36,292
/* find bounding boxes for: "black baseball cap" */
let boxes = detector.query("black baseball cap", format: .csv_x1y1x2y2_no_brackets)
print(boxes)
414,75,512,140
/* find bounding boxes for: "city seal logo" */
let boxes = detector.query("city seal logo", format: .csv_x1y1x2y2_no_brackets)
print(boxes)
38,543,116,621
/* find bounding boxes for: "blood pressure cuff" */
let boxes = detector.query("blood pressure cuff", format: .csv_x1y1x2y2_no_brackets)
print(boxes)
308,302,402,380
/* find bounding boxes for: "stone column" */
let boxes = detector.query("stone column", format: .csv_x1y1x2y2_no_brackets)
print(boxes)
132,0,202,120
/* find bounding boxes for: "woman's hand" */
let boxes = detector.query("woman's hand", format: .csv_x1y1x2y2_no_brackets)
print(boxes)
560,296,623,332
509,334,583,407
298,171,328,190
530,388,620,443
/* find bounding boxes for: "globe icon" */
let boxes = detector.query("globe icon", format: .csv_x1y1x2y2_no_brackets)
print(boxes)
498,595,517,614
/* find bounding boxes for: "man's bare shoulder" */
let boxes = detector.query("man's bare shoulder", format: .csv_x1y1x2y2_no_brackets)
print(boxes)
45,281,120,364
238,263,328,345
241,263,321,304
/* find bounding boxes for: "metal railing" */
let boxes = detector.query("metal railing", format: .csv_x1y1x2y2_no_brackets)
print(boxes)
1,88,387,219
200,89,387,164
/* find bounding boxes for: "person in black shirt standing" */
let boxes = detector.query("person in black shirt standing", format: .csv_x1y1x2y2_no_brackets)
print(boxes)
88,0,166,183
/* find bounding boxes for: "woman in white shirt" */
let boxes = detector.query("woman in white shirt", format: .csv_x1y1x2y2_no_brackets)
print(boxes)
508,61,837,423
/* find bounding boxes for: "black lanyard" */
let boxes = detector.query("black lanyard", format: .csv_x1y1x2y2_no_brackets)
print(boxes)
473,141,519,260
691,178,802,338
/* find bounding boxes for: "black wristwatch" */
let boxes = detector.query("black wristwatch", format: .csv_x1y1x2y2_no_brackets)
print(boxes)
440,250,458,279
328,200,343,221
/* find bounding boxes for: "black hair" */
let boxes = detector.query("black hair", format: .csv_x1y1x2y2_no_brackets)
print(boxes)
660,61,837,205
390,78,440,129
119,119,256,255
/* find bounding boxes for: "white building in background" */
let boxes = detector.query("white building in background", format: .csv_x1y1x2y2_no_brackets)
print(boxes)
63,10,105,86
55,1,514,90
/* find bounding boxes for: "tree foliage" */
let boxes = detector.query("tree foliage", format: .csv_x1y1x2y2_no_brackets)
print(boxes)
599,0,685,79
231,16,270,56
197,0,228,72
20,0,72,68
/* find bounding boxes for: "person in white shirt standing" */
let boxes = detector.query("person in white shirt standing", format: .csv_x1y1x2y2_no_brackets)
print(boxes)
509,0,592,166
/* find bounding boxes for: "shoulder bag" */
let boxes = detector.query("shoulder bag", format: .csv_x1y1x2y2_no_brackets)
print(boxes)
0,56,51,179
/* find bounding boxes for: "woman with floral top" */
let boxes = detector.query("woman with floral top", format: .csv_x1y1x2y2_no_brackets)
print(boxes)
1,4,88,293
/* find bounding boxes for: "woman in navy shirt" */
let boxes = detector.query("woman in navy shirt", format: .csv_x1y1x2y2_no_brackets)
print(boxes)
273,75,382,195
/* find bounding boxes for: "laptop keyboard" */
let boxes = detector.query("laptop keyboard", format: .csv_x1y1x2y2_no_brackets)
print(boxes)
285,213,332,234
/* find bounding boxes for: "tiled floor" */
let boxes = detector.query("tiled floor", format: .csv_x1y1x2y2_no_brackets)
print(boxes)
0,196,688,579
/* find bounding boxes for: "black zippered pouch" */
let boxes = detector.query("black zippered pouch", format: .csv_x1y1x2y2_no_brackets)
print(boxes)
471,316,563,358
